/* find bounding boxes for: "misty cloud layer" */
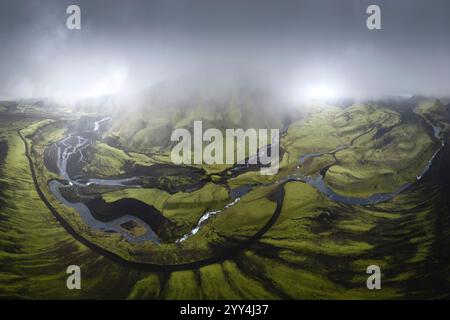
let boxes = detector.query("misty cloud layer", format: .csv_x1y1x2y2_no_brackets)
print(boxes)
1,0,450,100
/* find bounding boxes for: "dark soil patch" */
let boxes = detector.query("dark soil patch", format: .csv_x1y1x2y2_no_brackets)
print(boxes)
0,139,7,164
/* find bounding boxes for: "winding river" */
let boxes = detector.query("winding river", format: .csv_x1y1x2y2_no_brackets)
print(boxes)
48,116,446,245
49,118,160,243
296,124,444,205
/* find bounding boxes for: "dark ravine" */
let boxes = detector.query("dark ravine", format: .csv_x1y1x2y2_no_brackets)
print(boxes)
85,196,177,241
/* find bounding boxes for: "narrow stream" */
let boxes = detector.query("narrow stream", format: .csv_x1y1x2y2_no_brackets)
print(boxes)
177,197,241,242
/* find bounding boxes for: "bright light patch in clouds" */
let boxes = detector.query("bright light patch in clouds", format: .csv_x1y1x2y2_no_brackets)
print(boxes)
43,63,130,103
86,68,128,98
286,77,347,104
304,84,339,101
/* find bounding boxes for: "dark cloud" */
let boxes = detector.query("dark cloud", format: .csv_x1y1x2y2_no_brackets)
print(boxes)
0,0,449,99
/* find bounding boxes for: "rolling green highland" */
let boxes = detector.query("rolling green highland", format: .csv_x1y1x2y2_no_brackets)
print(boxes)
1,96,450,299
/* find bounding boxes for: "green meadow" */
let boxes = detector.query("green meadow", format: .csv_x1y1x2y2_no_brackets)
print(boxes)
1,99,450,299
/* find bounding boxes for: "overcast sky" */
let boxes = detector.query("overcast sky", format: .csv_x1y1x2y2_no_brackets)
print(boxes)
1,0,450,100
